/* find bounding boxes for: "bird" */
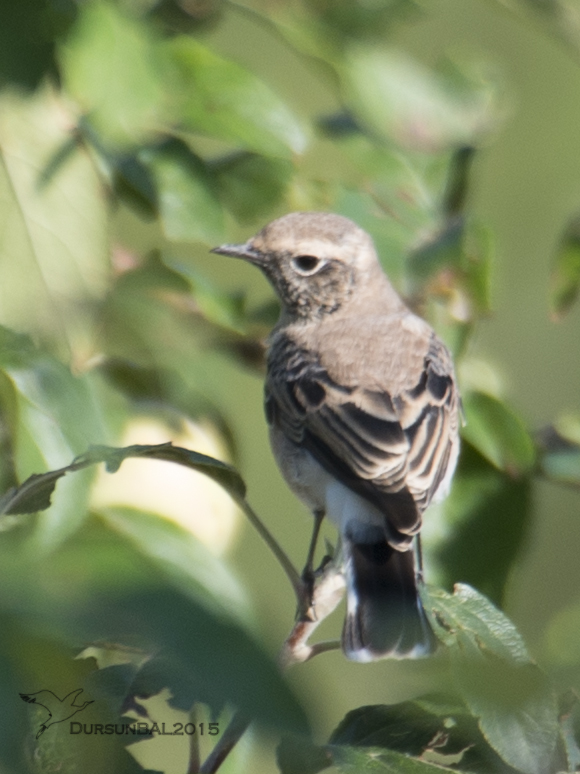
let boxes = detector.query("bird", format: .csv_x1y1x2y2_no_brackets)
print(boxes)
19,688,93,738
212,212,460,661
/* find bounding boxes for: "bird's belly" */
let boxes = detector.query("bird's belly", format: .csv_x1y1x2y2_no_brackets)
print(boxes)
269,426,386,542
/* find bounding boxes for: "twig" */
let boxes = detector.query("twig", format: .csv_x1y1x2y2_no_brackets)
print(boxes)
187,705,200,774
235,497,304,601
199,711,250,774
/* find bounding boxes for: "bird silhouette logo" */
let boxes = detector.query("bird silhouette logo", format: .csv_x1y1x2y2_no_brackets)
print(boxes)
19,688,94,738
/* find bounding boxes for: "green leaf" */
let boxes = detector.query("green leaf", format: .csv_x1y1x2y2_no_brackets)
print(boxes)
0,442,245,518
277,736,332,774
212,151,293,223
422,584,530,662
0,89,108,355
537,421,580,488
453,658,559,774
0,0,76,91
330,746,460,773
99,507,248,624
329,697,522,773
433,442,532,604
550,214,580,318
422,586,560,774
142,140,225,243
168,37,308,157
343,48,494,152
60,2,171,146
461,391,536,476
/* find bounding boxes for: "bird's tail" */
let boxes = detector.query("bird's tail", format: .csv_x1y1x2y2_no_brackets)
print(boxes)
342,538,436,661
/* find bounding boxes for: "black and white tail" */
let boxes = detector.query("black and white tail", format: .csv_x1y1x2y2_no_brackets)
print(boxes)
342,538,436,661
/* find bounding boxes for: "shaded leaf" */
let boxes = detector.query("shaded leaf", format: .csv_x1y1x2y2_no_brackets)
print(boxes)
536,422,580,488
100,507,248,623
142,140,225,243
330,746,460,772
277,735,332,774
212,151,293,223
550,213,580,318
168,36,308,157
434,442,532,604
329,697,521,773
461,392,535,476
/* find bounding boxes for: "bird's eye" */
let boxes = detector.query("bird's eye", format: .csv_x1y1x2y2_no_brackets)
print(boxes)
292,255,322,275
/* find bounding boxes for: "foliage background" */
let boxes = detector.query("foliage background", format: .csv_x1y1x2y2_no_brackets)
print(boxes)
1,0,580,773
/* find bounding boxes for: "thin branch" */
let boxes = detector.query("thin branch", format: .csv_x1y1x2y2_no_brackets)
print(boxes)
235,497,303,601
199,711,250,774
187,705,200,774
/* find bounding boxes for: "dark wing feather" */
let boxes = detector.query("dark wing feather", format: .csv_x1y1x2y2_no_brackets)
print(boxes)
266,331,459,541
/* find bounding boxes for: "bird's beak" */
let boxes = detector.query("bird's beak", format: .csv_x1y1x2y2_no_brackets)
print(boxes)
210,242,264,265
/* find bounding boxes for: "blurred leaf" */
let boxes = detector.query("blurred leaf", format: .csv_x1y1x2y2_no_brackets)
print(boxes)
277,735,332,774
423,585,560,774
0,515,308,734
163,258,248,332
100,507,248,623
212,151,293,223
550,214,580,318
142,140,225,243
343,48,494,152
60,2,170,146
544,599,580,666
0,89,109,355
434,442,532,604
0,441,246,518
536,423,580,488
0,0,76,91
304,0,418,43
168,36,308,157
112,154,158,219
461,391,535,476
0,371,18,496
408,216,465,280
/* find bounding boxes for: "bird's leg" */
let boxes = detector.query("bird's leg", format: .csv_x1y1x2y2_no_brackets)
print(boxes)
299,509,325,617
414,534,425,584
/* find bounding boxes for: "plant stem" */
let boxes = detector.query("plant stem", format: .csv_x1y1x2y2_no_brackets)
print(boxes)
199,711,250,774
187,705,200,774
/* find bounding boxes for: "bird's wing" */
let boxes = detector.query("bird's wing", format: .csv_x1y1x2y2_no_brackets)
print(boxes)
266,323,458,539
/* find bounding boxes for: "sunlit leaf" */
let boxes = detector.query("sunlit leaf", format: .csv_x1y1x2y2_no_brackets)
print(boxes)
461,391,535,476
0,89,108,356
423,584,530,662
142,140,224,243
423,585,560,774
343,48,495,152
60,3,170,146
168,36,308,157
550,213,580,318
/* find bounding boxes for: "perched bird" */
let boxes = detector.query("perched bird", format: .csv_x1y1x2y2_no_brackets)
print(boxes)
20,688,93,738
213,212,460,661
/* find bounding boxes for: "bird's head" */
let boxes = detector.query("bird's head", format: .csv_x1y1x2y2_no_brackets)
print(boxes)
212,212,391,319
